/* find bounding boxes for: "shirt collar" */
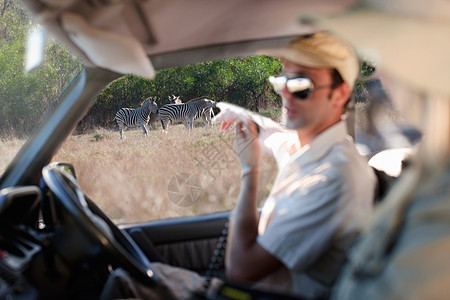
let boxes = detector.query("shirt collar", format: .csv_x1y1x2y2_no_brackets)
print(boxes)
291,120,349,166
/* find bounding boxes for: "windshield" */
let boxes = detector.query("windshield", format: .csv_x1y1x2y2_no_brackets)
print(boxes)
2,0,420,225
1,1,281,224
50,60,282,223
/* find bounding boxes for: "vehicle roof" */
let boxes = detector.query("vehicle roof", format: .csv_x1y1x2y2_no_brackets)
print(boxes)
21,0,357,76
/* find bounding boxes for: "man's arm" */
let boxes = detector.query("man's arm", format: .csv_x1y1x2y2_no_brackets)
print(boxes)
225,121,283,282
225,167,282,281
213,102,291,157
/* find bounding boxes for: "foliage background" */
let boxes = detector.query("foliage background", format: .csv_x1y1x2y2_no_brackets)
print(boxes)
79,56,283,132
0,0,83,138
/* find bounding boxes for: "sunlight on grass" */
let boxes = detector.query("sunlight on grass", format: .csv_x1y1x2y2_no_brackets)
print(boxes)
53,124,277,224
0,137,26,175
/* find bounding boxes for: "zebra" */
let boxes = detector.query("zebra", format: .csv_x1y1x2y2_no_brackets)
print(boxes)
195,106,215,129
166,95,183,126
115,97,159,139
168,95,215,129
158,97,217,134
169,95,182,104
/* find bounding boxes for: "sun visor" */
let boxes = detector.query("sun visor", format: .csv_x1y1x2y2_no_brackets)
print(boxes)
61,13,155,79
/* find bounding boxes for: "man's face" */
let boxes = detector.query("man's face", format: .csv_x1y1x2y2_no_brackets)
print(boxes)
281,60,336,131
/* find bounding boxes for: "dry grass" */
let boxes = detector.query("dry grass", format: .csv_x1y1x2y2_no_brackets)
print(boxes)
52,124,277,224
0,137,26,175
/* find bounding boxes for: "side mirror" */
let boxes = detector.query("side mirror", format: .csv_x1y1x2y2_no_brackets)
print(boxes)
51,162,77,180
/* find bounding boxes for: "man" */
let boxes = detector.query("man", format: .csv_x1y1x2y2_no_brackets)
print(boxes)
215,31,376,299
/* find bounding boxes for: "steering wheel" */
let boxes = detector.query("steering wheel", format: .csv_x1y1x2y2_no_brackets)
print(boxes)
41,163,158,287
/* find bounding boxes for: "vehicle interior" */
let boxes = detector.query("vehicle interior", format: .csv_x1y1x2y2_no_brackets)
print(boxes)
0,0,420,299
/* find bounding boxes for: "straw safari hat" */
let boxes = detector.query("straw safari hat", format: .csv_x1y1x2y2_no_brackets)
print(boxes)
258,32,359,90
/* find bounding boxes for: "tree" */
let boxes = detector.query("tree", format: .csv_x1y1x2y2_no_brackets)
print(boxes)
0,0,83,137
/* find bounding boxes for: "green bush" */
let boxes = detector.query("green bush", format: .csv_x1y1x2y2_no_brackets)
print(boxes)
79,56,284,132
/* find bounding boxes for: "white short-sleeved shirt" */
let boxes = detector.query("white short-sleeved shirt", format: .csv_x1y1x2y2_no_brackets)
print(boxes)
254,119,376,299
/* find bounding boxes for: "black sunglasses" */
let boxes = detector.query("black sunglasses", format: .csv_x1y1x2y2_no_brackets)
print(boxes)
269,75,335,100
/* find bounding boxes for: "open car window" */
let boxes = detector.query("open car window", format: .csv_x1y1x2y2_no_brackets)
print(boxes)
50,61,281,223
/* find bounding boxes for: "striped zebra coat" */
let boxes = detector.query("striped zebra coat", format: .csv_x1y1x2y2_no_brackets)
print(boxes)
115,98,159,139
195,106,215,129
167,95,214,128
158,97,216,133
